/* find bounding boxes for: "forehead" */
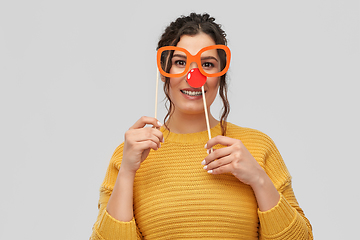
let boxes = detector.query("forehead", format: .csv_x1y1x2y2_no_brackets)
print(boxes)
176,33,216,55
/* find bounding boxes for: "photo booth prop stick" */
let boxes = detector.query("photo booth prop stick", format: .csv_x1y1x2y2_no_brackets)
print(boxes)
186,68,212,142
154,70,159,119
156,45,231,144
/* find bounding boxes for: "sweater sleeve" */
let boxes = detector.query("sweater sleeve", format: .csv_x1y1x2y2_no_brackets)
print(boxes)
90,144,143,240
258,136,313,240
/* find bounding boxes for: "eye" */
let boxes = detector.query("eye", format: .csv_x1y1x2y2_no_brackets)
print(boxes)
174,60,186,67
202,62,214,68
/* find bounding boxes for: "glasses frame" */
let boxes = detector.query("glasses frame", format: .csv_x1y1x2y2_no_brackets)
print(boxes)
157,45,231,78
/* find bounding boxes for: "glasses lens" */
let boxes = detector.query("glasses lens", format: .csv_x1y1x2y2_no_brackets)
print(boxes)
159,48,188,77
200,48,227,76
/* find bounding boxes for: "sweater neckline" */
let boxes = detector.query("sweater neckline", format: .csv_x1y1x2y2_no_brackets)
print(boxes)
160,122,222,143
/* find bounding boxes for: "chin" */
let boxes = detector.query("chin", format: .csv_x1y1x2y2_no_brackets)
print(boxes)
178,105,207,115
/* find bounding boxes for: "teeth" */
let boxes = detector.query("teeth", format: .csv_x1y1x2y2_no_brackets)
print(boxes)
181,90,202,96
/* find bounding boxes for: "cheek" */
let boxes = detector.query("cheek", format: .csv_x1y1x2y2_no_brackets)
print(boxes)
206,77,220,89
169,66,176,74
169,77,182,87
168,77,183,95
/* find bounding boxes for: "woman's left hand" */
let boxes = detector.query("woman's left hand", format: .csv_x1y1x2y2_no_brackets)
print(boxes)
203,135,265,187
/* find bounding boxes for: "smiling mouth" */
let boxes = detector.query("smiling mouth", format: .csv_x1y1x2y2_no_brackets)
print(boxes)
181,90,203,96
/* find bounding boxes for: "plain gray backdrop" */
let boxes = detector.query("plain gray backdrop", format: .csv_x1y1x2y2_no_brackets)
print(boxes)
1,0,359,239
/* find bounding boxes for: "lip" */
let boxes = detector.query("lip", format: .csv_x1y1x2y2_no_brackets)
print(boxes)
180,88,205,100
181,88,203,92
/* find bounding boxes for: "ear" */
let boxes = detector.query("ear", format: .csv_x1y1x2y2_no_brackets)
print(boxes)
160,74,166,82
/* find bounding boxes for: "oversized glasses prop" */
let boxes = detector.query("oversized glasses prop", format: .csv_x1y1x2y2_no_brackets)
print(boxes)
154,45,231,143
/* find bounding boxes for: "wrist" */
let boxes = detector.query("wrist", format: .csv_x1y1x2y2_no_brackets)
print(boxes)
250,170,280,212
107,167,135,222
119,166,136,180
249,168,267,190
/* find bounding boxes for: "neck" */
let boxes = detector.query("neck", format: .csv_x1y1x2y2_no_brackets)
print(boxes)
165,109,219,134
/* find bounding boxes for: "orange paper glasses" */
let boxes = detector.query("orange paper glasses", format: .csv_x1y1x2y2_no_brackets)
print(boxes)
157,45,231,78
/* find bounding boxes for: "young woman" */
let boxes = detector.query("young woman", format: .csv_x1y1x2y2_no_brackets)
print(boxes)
90,13,312,240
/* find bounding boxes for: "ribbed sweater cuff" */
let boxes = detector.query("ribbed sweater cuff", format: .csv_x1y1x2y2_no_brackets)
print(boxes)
96,210,137,240
258,194,297,237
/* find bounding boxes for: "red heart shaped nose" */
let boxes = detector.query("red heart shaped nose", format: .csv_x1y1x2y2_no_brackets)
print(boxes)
187,68,207,88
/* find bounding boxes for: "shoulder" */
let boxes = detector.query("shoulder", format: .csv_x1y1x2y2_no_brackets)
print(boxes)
225,122,280,157
226,122,291,189
225,122,274,146
109,142,125,169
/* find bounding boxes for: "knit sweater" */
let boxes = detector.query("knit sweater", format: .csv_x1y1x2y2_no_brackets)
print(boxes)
90,122,312,239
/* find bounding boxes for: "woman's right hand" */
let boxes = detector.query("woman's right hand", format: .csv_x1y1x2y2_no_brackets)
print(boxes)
120,116,164,175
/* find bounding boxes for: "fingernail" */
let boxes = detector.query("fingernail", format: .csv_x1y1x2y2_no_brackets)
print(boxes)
203,165,207,170
161,138,165,143
201,159,206,165
207,170,213,174
207,149,210,154
204,144,207,149
157,121,163,127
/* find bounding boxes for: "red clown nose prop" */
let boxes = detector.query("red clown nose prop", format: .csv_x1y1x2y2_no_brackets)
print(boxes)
187,68,207,88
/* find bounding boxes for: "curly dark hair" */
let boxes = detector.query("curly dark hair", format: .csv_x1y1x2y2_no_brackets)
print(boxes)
157,13,230,136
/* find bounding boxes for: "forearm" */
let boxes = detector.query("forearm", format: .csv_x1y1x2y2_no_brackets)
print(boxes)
257,185,313,239
251,170,280,212
106,168,135,222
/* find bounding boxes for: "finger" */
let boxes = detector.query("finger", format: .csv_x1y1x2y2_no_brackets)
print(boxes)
149,128,164,143
203,146,233,165
137,137,161,150
206,164,233,175
130,116,162,130
142,129,164,147
136,140,161,151
131,128,163,147
136,127,164,142
205,135,239,149
204,154,233,171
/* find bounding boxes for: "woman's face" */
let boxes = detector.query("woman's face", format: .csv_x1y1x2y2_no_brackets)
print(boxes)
166,32,220,116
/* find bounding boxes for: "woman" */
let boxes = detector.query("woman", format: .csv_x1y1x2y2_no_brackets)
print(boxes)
90,13,312,240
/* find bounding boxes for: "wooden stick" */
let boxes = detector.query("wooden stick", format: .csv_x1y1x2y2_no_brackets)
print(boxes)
201,85,211,140
202,85,213,153
154,70,159,119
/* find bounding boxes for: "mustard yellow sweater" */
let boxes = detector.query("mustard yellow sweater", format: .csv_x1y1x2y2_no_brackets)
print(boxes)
90,122,312,239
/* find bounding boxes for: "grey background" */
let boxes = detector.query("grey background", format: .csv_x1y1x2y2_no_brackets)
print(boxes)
0,0,359,239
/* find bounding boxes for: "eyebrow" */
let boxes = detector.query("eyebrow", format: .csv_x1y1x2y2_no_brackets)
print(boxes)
201,56,218,62
172,53,219,62
173,54,187,59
